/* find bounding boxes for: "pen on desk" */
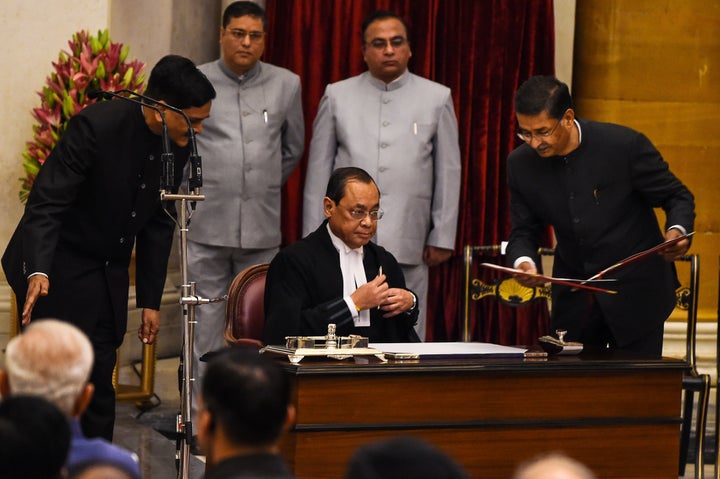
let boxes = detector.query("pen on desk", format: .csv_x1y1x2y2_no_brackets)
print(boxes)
413,122,417,135
263,109,268,124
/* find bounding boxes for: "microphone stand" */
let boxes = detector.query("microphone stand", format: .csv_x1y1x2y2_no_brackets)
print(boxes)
90,89,212,479
159,188,205,479
132,93,207,479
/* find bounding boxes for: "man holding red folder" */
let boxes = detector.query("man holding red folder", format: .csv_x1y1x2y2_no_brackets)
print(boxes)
506,76,695,355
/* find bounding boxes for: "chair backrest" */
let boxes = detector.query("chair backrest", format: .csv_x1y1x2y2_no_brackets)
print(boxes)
224,264,269,348
666,254,700,370
462,244,553,342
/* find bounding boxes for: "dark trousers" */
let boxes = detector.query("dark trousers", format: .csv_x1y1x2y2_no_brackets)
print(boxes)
568,294,664,357
29,274,120,441
82,313,118,440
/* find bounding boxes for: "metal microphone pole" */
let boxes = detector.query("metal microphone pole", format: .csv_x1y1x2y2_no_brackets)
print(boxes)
162,177,221,479
159,188,204,479
157,115,222,479
156,124,208,479
123,90,202,479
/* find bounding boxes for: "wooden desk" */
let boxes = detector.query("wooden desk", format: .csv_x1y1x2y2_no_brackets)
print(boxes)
278,353,685,479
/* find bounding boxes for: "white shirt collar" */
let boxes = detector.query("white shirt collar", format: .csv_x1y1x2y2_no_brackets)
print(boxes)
327,223,364,255
574,119,582,145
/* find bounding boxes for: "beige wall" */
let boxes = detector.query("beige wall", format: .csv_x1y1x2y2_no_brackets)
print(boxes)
1,0,110,256
554,0,576,88
109,0,221,69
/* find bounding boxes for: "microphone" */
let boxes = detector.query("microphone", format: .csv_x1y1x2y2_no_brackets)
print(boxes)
89,89,176,190
116,89,203,193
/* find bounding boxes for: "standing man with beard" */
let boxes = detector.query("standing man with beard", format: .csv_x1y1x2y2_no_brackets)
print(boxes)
188,1,304,440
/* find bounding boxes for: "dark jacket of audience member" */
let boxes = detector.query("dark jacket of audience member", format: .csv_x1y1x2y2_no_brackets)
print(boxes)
0,395,71,479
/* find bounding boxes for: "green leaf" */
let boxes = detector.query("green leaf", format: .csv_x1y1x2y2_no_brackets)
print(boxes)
120,44,129,63
122,67,134,86
90,36,102,55
96,61,106,80
62,93,74,118
43,87,54,106
99,29,109,48
51,92,62,106
22,157,41,176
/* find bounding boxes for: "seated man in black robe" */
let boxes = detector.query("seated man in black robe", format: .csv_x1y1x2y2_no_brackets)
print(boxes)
263,167,419,344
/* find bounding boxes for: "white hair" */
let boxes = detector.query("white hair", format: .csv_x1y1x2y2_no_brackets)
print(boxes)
513,452,597,479
5,319,94,416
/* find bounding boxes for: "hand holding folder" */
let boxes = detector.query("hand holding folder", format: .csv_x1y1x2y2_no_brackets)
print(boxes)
480,231,695,295
584,231,695,281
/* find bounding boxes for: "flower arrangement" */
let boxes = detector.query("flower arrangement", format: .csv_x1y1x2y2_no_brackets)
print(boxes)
19,29,146,202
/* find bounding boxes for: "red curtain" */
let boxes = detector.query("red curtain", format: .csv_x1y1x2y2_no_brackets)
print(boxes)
264,0,555,343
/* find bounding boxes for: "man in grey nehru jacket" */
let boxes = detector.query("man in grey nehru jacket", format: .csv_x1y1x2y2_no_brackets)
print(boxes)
188,1,304,443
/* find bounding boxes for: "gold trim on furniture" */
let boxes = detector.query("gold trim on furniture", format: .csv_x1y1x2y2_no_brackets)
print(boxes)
462,245,552,342
113,341,157,405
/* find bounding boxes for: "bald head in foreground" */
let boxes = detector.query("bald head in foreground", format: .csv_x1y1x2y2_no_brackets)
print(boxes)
512,453,597,479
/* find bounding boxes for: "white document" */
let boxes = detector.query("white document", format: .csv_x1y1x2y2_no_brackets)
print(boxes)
370,342,527,359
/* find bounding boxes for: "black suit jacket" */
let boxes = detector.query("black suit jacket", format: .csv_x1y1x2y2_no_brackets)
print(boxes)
263,222,419,345
2,99,188,344
506,119,695,346
204,453,295,479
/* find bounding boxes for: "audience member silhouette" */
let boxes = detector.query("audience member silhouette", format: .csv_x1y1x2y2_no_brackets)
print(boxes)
0,319,140,478
197,348,296,478
345,436,470,479
0,394,71,479
512,452,597,479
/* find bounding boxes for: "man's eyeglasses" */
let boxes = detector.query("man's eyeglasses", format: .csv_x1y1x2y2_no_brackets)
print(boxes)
516,114,565,143
226,29,265,43
337,204,384,221
367,36,407,50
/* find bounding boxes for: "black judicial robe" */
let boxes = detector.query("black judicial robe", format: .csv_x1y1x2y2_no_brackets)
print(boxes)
263,222,419,345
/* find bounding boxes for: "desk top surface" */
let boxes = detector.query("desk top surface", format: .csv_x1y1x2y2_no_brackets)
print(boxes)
272,349,687,376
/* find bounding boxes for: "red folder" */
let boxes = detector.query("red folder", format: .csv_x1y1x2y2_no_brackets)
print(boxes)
480,263,618,294
480,232,694,295
585,232,695,281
